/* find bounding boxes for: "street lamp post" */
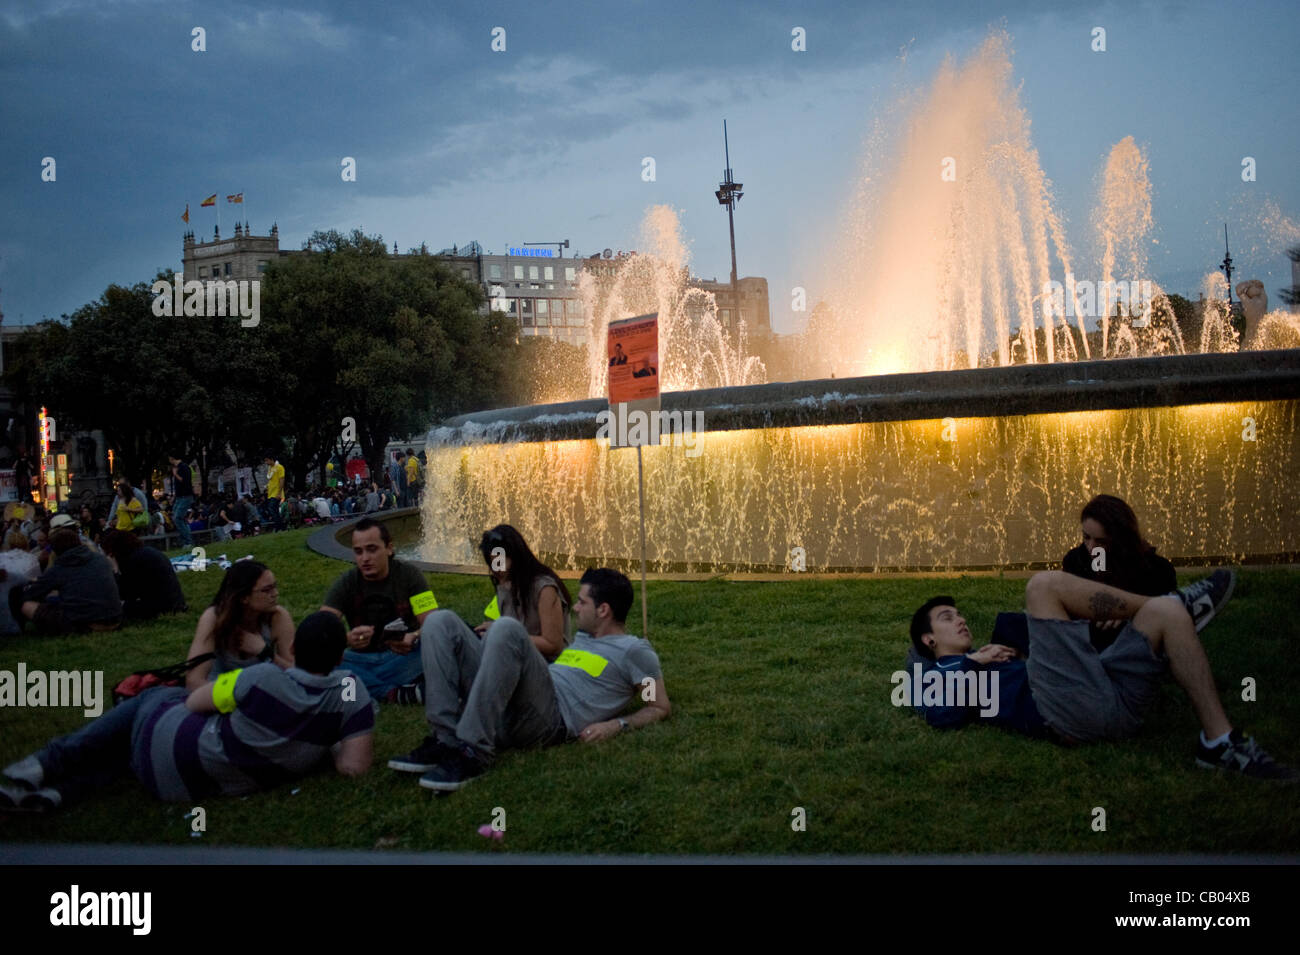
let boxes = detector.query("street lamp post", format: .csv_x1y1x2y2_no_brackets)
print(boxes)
1221,223,1235,306
715,120,744,332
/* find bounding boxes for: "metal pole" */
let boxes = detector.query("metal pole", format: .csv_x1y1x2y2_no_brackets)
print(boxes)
725,122,739,326
637,443,648,639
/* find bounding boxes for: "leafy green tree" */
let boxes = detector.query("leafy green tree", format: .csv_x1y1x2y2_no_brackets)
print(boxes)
259,230,516,482
3,275,282,491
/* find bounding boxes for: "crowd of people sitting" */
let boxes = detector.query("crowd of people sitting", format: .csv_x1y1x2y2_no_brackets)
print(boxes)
52,467,423,557
1,489,1293,816
168,481,409,541
0,498,187,637
0,513,667,809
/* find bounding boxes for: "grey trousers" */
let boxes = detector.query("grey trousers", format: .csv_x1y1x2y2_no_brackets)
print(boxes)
419,610,568,759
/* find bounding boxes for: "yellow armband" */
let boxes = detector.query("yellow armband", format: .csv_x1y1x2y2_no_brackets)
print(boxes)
410,590,438,615
212,668,243,713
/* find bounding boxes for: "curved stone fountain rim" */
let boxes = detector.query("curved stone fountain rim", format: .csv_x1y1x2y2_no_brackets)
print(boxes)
304,509,486,575
429,349,1300,445
306,510,1300,577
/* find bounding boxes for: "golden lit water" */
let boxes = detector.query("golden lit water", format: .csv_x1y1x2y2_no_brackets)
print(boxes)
421,399,1297,572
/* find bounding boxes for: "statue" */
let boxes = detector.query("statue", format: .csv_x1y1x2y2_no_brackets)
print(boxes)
77,434,99,475
1236,279,1300,350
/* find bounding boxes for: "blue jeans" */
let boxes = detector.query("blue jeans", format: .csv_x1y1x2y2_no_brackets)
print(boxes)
173,497,194,547
35,687,187,802
264,497,284,531
342,647,423,697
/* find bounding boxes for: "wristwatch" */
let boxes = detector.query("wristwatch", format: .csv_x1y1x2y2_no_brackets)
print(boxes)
617,718,630,733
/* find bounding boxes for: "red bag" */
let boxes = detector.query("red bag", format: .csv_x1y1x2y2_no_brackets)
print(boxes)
112,653,214,705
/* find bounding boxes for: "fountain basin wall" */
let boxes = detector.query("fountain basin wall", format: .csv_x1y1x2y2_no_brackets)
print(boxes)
422,351,1300,573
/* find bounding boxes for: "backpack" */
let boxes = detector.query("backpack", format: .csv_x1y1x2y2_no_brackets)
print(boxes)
112,652,214,705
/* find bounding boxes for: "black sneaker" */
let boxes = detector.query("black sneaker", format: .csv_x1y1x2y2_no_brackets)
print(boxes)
1176,569,1235,632
419,746,488,792
385,678,424,706
387,736,458,773
1196,730,1299,782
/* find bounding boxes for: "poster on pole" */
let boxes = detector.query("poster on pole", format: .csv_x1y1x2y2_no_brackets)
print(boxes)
606,312,660,448
0,470,16,503
604,312,658,641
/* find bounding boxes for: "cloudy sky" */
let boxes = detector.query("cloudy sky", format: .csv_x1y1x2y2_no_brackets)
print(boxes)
1,0,1297,334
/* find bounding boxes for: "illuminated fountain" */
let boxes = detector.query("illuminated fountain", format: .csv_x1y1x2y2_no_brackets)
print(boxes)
418,33,1300,574
579,205,766,398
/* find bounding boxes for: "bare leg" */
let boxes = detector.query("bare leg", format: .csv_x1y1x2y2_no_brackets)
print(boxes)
1131,597,1233,738
1025,570,1153,621
1027,573,1233,738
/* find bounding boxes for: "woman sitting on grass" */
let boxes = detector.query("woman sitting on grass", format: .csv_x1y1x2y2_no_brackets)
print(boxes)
1062,494,1177,651
475,524,571,660
185,560,294,689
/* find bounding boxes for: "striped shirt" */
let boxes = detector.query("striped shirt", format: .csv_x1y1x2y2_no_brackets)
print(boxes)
134,664,373,802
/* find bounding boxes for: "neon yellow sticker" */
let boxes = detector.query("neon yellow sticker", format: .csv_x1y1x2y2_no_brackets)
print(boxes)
484,595,500,620
410,590,438,614
212,668,243,714
552,648,608,678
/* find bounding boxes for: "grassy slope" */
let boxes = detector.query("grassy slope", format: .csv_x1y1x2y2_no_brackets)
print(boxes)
2,527,1297,854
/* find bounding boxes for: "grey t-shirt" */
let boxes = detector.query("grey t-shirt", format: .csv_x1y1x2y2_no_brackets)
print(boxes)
549,633,662,734
497,574,570,643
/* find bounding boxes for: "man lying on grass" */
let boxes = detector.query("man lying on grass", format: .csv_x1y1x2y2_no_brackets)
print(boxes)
389,567,671,791
0,612,374,812
906,569,1297,781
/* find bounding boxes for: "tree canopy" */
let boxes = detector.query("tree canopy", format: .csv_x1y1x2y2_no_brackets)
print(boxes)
4,229,521,490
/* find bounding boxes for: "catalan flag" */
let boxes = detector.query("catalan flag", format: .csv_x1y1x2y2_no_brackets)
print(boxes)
201,194,217,207
227,193,244,204
181,204,189,223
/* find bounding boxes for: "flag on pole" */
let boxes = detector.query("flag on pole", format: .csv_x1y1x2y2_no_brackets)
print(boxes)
227,193,243,204
201,194,217,207
181,204,189,223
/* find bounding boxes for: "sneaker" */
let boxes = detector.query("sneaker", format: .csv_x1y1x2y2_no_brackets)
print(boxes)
20,788,62,811
1176,569,1235,632
2,754,45,790
388,736,458,774
418,747,488,792
0,781,60,812
385,678,424,706
1196,730,1299,782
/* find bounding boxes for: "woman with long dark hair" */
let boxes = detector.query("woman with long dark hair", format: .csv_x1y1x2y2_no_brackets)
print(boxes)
184,560,294,689
1062,494,1177,649
476,524,571,660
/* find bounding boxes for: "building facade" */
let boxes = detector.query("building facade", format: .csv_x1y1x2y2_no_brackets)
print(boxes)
178,228,770,350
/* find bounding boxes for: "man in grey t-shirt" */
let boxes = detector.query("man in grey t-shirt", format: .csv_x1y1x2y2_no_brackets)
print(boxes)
389,567,672,791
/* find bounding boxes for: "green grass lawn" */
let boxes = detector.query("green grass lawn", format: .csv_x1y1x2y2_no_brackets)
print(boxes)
2,526,1298,855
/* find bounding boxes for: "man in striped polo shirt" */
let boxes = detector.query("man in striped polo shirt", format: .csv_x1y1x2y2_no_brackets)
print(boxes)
0,612,374,811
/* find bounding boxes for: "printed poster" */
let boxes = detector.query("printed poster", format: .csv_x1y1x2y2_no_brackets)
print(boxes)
607,313,659,405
